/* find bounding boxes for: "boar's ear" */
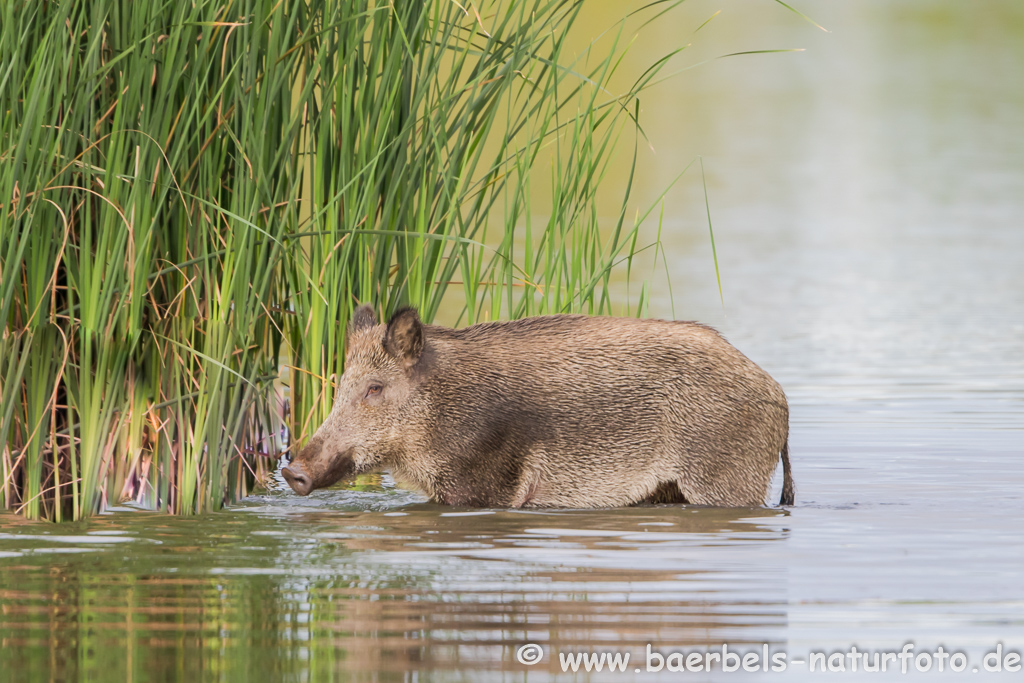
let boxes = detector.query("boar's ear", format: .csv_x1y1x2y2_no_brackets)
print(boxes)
384,306,424,368
349,304,377,333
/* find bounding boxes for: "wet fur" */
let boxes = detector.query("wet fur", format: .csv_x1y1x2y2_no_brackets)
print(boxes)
290,310,794,508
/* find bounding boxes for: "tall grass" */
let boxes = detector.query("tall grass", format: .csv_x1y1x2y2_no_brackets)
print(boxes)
1,0,695,520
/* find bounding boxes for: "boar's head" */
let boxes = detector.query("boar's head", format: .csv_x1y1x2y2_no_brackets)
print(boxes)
281,304,424,496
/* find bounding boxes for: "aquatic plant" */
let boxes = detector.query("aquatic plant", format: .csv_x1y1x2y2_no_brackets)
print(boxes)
0,0,697,520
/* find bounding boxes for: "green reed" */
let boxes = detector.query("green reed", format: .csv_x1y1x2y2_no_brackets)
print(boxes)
2,0,303,519
0,0,739,520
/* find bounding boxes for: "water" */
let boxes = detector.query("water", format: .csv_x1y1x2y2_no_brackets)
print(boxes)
2,1,1022,680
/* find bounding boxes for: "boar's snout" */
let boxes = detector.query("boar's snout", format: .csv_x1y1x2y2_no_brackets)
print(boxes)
281,439,357,496
281,461,313,496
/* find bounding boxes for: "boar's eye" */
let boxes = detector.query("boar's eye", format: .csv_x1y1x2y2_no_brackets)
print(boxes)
365,384,383,399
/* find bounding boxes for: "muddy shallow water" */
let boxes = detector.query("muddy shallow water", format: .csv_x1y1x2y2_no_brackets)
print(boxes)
2,1,1022,681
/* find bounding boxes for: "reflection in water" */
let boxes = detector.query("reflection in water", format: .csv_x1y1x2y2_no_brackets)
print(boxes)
2,0,1023,680
0,492,788,681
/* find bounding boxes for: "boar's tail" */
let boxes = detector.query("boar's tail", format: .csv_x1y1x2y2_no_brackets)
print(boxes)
780,439,795,506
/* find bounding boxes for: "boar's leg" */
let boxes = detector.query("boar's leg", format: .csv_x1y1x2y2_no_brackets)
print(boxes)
636,480,689,505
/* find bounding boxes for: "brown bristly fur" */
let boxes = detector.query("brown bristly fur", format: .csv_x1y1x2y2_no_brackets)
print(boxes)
282,306,794,508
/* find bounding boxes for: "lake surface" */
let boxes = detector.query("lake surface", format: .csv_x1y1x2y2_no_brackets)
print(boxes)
2,1,1022,680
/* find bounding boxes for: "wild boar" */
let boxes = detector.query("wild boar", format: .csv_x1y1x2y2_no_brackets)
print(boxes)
281,305,794,507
